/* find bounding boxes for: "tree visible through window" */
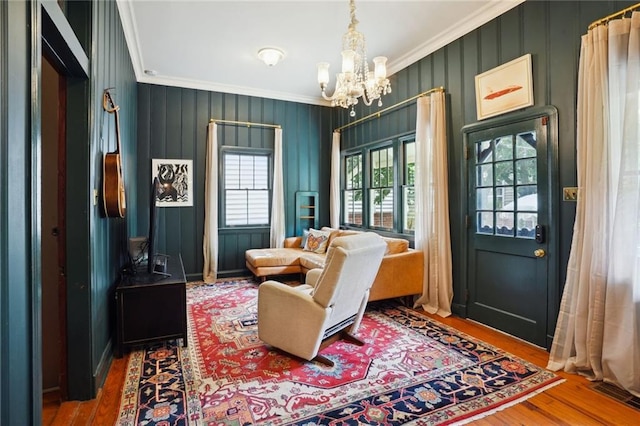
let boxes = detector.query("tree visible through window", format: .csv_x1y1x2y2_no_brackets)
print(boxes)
224,152,270,226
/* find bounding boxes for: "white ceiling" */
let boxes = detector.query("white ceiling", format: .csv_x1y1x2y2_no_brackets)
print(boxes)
117,0,525,106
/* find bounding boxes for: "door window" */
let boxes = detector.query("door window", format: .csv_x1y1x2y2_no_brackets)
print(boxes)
475,131,538,238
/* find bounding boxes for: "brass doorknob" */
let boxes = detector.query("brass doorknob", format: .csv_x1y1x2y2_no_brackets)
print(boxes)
534,249,546,258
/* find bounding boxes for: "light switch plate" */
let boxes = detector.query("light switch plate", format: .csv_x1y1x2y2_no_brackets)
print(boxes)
563,187,578,201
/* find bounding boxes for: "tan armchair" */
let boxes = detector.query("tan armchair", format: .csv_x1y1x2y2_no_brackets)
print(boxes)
257,232,387,365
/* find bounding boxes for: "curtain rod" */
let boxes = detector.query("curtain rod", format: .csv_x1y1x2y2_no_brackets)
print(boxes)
335,86,444,132
589,2,640,30
209,118,281,129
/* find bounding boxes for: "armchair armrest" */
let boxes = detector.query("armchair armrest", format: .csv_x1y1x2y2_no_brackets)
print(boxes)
305,268,323,288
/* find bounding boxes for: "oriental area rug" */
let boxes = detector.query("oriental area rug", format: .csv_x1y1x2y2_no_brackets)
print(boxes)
117,278,562,425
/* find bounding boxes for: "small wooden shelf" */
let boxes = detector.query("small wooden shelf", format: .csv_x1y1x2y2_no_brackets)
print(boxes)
295,191,319,235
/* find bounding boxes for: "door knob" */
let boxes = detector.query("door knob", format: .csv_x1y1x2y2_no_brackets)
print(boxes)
534,248,546,258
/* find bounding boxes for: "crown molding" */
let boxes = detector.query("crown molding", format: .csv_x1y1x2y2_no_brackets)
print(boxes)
387,0,525,76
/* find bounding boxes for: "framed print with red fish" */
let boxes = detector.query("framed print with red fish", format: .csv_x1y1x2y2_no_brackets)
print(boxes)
474,54,534,120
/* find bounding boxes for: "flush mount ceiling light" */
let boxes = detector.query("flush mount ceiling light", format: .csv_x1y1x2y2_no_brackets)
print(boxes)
258,47,285,67
317,0,391,117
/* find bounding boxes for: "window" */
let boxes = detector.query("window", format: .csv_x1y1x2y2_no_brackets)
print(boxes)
403,140,416,232
343,153,363,225
475,131,538,238
370,146,394,229
341,136,416,233
223,151,270,226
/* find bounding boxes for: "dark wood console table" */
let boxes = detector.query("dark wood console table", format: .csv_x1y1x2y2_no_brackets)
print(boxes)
115,253,187,357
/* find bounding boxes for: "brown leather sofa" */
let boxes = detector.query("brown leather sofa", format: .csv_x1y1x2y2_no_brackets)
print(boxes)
245,228,423,302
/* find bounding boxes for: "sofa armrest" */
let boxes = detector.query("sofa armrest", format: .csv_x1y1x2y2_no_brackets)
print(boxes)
369,249,424,301
284,236,302,248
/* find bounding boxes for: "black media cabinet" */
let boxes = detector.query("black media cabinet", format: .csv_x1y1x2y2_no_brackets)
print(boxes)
115,253,187,357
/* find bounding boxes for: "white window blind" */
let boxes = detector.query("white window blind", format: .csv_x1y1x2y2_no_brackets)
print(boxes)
224,153,270,226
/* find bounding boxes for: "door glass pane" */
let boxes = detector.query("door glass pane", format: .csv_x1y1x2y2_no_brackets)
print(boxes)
476,140,492,164
477,212,494,234
477,164,493,186
495,136,513,161
516,132,536,158
496,187,514,211
516,186,537,209
517,212,537,238
476,188,493,210
495,161,514,185
496,212,514,236
516,158,537,184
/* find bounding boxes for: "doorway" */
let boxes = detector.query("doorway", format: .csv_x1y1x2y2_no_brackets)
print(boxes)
41,55,68,401
463,108,558,348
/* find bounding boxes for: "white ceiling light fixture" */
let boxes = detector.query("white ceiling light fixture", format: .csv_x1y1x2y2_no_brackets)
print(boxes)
258,47,285,67
317,0,392,117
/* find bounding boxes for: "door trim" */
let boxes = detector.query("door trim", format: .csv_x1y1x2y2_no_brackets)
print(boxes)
461,106,559,349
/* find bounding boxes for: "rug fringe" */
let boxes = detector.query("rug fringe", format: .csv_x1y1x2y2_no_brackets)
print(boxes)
449,378,566,425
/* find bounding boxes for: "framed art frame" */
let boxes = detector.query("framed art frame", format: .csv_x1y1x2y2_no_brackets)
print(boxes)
151,158,193,207
475,53,534,120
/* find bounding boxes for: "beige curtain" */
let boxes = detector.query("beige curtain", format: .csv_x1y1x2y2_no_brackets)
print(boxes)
270,128,285,247
330,131,341,228
548,12,640,398
203,122,218,283
413,92,453,317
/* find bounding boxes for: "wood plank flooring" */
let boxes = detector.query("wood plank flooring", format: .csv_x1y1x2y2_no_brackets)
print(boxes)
44,310,640,425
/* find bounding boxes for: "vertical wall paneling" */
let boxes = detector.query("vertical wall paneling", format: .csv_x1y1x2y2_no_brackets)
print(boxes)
66,0,136,400
1,0,36,423
137,85,332,279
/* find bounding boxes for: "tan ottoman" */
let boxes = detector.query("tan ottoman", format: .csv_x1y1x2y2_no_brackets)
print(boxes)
245,248,304,281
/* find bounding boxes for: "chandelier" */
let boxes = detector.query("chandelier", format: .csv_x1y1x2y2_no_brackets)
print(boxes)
317,0,392,116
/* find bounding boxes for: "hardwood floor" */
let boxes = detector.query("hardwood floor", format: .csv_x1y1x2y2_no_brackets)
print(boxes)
44,310,640,425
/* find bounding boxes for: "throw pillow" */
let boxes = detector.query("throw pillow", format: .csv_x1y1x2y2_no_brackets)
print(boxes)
303,228,331,254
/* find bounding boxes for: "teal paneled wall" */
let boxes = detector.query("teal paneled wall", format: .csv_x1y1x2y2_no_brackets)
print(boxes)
1,1,37,423
337,0,636,336
136,84,332,279
74,0,137,400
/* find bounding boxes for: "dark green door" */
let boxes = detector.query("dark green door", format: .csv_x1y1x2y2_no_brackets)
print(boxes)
466,115,551,347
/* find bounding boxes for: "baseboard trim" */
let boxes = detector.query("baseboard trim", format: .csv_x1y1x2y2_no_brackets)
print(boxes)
94,339,113,395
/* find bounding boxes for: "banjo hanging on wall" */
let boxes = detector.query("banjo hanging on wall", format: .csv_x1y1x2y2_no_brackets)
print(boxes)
102,89,127,218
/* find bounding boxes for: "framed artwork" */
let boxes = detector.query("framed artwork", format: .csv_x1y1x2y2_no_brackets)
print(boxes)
151,159,193,207
475,53,534,120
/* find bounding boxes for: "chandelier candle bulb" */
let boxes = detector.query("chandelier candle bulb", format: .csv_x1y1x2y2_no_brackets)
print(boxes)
374,56,387,79
342,50,356,73
317,63,330,85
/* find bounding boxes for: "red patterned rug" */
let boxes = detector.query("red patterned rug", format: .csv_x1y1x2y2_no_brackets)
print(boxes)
117,278,562,425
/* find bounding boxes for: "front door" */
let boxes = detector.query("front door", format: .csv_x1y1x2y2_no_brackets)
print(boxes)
465,109,556,348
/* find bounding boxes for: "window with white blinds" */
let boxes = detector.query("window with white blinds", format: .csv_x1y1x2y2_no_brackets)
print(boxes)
223,152,270,226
